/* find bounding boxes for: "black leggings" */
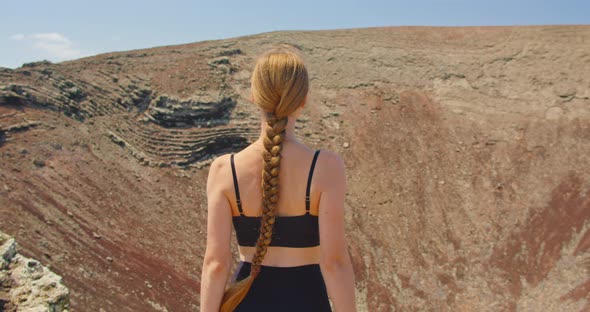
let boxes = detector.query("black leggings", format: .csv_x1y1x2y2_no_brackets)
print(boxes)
231,261,332,312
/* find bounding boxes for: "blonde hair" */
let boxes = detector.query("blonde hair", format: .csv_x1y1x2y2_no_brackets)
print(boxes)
220,45,309,311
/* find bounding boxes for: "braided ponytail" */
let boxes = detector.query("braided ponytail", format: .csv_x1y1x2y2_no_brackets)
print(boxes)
220,113,287,311
220,45,308,311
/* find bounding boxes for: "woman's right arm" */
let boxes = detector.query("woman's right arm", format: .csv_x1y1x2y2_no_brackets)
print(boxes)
200,155,233,311
318,151,357,312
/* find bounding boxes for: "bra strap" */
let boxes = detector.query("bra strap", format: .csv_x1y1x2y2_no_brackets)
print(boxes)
230,154,244,216
305,150,321,214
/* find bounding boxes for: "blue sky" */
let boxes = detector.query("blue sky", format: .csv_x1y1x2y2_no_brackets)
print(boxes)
1,0,588,68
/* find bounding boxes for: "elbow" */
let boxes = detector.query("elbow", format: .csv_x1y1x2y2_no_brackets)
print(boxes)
319,253,351,273
202,255,231,276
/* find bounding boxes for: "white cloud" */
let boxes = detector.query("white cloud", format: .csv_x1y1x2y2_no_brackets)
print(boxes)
30,32,72,44
10,34,25,40
10,32,83,61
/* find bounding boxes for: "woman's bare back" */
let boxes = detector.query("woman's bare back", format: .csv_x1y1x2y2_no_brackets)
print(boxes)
229,140,325,266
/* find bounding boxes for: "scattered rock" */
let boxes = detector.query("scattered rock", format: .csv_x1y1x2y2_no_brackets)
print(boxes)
209,57,230,65
217,48,242,56
21,60,53,68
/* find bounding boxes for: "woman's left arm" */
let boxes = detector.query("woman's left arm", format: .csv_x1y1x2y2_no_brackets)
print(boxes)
200,155,233,312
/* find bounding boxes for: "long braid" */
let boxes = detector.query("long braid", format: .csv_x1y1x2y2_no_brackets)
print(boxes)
220,45,307,311
252,112,287,267
220,112,287,312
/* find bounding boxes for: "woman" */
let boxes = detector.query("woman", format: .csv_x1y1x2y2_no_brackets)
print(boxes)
200,45,356,312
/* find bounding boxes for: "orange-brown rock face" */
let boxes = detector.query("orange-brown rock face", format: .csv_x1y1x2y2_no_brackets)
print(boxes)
1,26,589,311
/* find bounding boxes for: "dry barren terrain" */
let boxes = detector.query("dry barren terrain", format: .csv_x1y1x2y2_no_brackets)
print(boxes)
1,25,589,311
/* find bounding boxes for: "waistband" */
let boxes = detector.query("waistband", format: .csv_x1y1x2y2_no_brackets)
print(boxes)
231,261,324,284
238,260,321,271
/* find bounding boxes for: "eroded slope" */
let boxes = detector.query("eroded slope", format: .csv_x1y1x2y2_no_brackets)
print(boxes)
1,26,589,311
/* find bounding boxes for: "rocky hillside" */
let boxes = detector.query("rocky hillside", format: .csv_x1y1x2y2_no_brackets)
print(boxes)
1,231,70,311
1,25,589,311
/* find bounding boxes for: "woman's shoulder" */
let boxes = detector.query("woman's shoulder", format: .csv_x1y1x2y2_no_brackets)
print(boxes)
209,153,232,172
316,149,345,171
206,153,236,197
314,148,346,189
207,153,233,184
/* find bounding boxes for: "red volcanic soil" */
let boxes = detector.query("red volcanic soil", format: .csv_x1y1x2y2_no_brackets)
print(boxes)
1,25,590,311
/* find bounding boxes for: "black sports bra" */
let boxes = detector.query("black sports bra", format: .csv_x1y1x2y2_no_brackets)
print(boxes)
231,150,321,248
